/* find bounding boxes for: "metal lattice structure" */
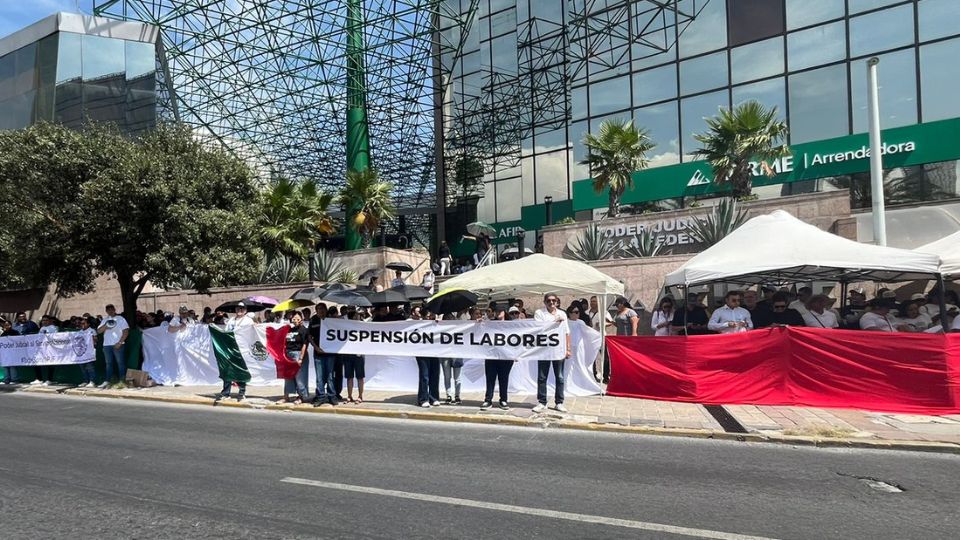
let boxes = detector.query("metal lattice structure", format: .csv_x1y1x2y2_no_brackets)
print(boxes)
93,0,477,221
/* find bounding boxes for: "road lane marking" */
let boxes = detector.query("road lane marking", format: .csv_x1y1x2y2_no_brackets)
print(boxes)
280,477,776,540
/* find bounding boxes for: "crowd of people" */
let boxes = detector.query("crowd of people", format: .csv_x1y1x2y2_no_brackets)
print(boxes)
636,286,960,336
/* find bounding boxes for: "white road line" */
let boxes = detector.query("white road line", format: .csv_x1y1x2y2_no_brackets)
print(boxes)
280,477,776,540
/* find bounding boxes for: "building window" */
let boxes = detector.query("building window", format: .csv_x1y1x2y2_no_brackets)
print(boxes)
849,4,914,58
678,0,727,58
918,0,960,42
731,36,784,84
727,0,785,47
588,75,631,116
788,63,848,143
495,176,522,221
786,0,844,31
634,101,680,168
732,77,786,119
632,64,677,107
679,50,728,95
848,0,905,15
850,49,916,133
787,21,845,71
920,37,960,122
535,149,570,202
680,89,728,160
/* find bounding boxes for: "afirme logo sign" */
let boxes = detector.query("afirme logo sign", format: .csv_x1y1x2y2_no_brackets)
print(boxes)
599,218,700,248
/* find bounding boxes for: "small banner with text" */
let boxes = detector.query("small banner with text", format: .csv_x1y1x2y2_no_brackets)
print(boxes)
0,332,96,367
318,319,567,361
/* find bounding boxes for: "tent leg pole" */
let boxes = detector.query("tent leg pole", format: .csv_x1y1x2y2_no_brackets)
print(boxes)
936,274,948,331
840,282,848,327
599,294,607,396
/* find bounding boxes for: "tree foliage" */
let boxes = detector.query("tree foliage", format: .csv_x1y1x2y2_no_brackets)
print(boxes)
562,223,619,262
579,119,655,218
260,177,335,261
338,168,396,248
0,122,262,317
693,100,789,199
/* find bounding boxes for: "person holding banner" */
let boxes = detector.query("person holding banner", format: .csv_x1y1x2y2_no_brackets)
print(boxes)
97,304,129,389
310,303,339,406
533,293,571,413
77,317,98,387
481,307,514,411
342,310,366,403
284,312,310,404
32,315,60,386
414,311,441,408
1,319,18,384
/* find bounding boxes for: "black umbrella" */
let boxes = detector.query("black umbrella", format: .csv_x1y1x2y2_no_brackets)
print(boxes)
365,289,410,305
290,287,324,301
215,300,268,313
320,283,354,294
425,289,478,315
320,290,373,307
358,268,382,281
389,284,431,301
385,261,414,272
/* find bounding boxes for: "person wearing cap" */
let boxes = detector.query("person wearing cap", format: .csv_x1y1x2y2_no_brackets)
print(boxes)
859,298,896,331
802,295,839,329
533,293,572,413
707,291,753,334
671,293,710,335
97,304,130,388
167,306,195,333
225,302,254,331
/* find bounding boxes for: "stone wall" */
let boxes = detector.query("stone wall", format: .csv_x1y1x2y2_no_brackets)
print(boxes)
0,247,430,320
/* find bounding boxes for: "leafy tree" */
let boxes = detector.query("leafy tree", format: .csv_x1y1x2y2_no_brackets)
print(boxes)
260,177,335,261
686,198,748,246
0,122,262,319
338,168,396,249
580,119,655,218
448,154,485,201
693,100,789,199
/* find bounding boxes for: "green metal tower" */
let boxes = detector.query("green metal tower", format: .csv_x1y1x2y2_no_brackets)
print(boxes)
344,0,370,250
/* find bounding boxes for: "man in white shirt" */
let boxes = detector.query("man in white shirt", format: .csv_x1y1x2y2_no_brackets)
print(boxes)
533,293,572,413
802,294,839,329
859,299,895,331
390,270,404,288
707,291,753,334
167,306,195,333
97,304,130,388
225,303,254,331
788,286,812,317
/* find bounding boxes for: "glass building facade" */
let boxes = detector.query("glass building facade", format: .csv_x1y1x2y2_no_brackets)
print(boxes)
439,0,960,236
0,13,159,134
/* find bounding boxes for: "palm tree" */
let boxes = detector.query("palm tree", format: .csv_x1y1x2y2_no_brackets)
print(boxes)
338,168,396,249
580,119,655,218
260,177,336,261
692,100,789,199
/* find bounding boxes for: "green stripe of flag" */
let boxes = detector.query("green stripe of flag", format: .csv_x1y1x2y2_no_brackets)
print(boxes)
209,326,252,383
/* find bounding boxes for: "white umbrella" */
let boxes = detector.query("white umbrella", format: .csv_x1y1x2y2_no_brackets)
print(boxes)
466,221,496,237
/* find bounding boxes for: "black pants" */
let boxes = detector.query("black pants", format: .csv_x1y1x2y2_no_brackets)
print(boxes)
415,357,440,404
34,366,55,382
220,379,246,396
484,360,513,403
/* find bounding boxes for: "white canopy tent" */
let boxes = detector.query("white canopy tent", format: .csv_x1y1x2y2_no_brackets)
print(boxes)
916,231,960,279
665,210,943,288
440,253,624,298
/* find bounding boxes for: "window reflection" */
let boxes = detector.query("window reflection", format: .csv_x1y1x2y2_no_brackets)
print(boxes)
848,0,903,14
849,5,914,58
679,50,727,95
727,0,784,46
850,49,916,132
680,90,728,160
786,0,844,30
535,149,569,202
589,75,631,116
490,33,517,73
731,37,783,84
634,101,680,168
788,64,848,143
632,64,676,107
677,0,727,58
918,0,960,42
495,176,522,221
732,77,786,119
787,21,845,71
920,38,960,122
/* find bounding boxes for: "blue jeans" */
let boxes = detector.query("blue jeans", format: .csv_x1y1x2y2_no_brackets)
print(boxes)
80,362,96,384
415,357,440,405
103,344,127,383
537,360,565,405
3,366,15,383
283,350,309,400
313,353,337,403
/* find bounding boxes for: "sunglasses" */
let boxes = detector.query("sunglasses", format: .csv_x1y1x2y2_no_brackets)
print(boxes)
547,298,560,304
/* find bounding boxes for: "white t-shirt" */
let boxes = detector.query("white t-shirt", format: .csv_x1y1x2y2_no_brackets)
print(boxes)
893,314,932,332
859,311,894,331
651,310,674,336
802,309,839,329
788,300,810,317
98,316,129,346
226,313,254,331
534,307,570,333
920,303,959,318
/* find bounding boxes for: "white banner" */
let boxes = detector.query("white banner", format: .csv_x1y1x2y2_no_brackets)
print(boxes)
318,319,567,360
0,332,96,367
139,321,602,396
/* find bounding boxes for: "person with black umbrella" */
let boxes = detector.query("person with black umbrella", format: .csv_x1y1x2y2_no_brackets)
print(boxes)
480,307,514,411
309,303,339,406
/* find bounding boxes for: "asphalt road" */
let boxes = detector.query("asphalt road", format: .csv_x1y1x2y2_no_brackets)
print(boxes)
1,393,958,539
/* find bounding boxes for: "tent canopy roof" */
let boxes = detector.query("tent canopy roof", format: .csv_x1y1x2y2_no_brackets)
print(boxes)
916,230,960,278
439,254,624,298
665,210,942,288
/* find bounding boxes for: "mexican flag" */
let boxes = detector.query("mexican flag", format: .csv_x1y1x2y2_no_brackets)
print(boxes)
208,326,252,383
265,325,302,379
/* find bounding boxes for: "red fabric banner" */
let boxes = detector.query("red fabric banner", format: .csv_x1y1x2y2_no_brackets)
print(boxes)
607,328,960,415
265,325,302,380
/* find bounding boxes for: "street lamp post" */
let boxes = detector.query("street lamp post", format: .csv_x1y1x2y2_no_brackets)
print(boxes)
544,195,553,226
866,57,887,246
516,227,526,259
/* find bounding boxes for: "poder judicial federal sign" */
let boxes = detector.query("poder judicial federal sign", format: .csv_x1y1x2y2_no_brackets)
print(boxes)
318,319,567,360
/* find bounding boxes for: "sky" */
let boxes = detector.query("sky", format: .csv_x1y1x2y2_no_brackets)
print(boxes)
0,0,95,39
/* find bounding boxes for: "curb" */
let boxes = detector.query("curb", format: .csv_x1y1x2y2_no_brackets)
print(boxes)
17,387,960,455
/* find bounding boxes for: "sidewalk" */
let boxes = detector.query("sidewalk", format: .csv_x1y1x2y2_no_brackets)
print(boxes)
6,383,960,453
